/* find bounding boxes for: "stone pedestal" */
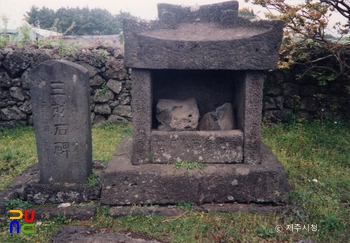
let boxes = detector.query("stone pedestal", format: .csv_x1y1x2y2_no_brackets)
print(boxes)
101,137,290,205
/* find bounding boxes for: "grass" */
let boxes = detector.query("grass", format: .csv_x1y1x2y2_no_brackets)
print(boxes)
5,198,33,212
0,122,131,191
87,170,99,187
0,119,349,242
0,126,37,191
173,161,204,174
262,118,350,241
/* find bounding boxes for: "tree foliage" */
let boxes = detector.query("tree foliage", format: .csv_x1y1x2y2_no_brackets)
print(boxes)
25,6,132,36
239,7,256,19
320,0,350,20
18,23,32,44
247,0,350,83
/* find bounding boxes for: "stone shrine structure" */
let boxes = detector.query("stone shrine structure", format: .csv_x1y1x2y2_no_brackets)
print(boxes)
29,60,92,184
125,1,284,165
101,1,290,205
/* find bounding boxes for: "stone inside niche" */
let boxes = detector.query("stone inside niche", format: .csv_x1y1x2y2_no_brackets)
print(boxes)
199,103,235,131
156,98,199,131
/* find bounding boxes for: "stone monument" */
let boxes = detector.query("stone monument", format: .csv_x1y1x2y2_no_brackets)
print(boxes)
100,1,290,205
29,60,92,184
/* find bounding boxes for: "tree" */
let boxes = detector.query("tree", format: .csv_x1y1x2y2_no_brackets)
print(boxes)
18,23,32,44
1,15,9,37
26,6,56,29
320,0,350,20
0,15,10,47
25,6,132,36
248,0,350,83
239,7,256,19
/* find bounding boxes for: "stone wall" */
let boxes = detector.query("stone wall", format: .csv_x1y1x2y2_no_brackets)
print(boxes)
0,44,349,128
0,44,132,128
263,69,350,122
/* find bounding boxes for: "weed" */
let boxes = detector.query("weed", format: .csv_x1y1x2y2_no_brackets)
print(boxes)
345,85,350,95
53,213,69,225
121,124,132,137
58,38,67,57
256,225,276,239
148,152,153,162
174,161,204,174
18,23,32,45
57,38,78,57
87,170,99,186
95,49,109,58
100,206,110,216
98,82,108,96
0,37,9,48
176,202,195,211
119,33,124,44
94,207,114,228
38,39,55,49
5,198,33,211
321,213,340,231
0,15,10,48
97,121,117,131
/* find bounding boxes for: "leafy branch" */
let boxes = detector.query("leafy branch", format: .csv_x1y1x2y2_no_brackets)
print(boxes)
248,0,350,82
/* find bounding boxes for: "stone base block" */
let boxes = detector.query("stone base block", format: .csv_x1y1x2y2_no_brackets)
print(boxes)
3,163,101,205
23,183,101,204
151,130,243,163
100,137,290,206
50,226,162,243
34,206,97,221
108,203,288,218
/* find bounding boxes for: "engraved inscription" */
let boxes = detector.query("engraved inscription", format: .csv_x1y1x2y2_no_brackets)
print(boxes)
54,124,68,135
52,103,65,118
51,81,65,96
54,142,69,158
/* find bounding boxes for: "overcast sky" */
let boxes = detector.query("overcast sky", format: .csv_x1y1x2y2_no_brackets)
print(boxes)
0,0,347,35
2,0,256,21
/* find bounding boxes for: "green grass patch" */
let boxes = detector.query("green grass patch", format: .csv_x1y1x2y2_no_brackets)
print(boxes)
174,161,204,174
92,122,132,165
5,198,33,211
176,201,196,211
0,123,132,191
1,120,349,242
262,118,350,241
87,170,99,187
0,126,37,191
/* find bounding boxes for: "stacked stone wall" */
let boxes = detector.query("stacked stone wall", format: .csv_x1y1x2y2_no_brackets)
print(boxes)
0,44,349,128
0,44,132,128
263,69,350,122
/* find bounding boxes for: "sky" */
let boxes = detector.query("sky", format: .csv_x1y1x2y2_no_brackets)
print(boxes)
0,0,347,35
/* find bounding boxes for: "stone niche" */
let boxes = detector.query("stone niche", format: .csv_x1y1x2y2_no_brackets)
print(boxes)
100,1,290,206
124,1,284,165
151,70,245,164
